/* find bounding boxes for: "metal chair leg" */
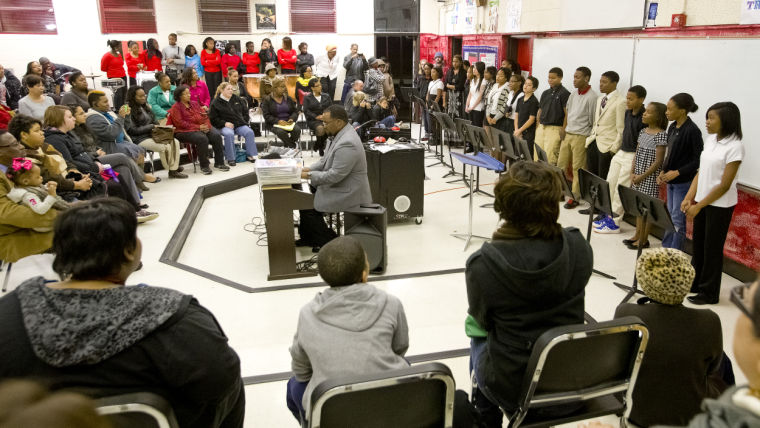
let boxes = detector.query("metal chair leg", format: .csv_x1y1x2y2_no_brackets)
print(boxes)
2,262,12,293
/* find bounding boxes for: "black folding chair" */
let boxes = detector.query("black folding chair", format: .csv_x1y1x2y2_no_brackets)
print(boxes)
95,392,180,428
307,362,456,428
507,316,649,428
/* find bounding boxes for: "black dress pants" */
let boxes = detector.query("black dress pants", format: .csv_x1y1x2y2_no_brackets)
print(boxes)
691,204,735,299
271,123,301,149
320,77,337,103
298,209,338,247
586,140,614,179
176,129,224,168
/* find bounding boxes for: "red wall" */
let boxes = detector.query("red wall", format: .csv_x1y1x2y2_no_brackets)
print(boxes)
419,33,451,64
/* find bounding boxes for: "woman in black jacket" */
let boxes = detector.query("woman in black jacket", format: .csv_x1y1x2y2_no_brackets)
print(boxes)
302,78,332,156
0,198,245,428
208,82,258,165
259,38,278,71
657,93,703,251
261,79,300,149
371,97,396,129
124,86,185,178
349,91,371,127
466,161,592,427
444,54,467,119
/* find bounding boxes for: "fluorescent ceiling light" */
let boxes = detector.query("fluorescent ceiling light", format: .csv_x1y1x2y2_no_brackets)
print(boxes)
45,24,57,30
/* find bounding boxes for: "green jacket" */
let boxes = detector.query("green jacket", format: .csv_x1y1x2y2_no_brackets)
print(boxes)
147,85,176,120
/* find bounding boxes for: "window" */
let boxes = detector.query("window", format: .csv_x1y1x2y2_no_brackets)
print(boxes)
98,0,157,34
374,0,419,33
290,0,336,33
0,0,57,34
197,0,250,33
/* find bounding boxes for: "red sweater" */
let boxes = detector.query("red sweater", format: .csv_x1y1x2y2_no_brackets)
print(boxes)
100,52,126,78
125,53,142,78
220,54,241,78
242,52,260,74
201,49,222,73
277,49,297,71
167,101,211,133
141,50,163,72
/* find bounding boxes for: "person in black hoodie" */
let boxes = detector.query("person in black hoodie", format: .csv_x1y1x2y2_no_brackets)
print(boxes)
466,161,593,427
371,96,396,128
0,198,245,428
302,78,332,156
209,82,258,165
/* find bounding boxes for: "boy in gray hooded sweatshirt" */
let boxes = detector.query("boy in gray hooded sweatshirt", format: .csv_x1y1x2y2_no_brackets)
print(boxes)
286,236,409,423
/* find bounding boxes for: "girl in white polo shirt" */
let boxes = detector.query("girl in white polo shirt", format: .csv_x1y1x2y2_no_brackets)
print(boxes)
681,102,744,305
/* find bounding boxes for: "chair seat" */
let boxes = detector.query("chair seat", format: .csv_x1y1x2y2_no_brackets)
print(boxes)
514,390,625,428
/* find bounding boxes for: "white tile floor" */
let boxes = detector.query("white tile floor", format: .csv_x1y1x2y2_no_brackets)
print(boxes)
3,124,745,427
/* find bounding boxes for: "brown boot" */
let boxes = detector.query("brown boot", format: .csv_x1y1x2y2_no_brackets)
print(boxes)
168,170,188,179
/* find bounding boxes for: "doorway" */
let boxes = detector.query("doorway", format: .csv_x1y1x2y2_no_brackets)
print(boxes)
375,34,417,121
451,37,463,60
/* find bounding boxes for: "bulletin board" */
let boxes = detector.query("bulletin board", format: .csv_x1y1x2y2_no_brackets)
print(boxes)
462,45,498,67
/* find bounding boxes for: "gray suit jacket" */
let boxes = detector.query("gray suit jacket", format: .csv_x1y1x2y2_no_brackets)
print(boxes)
309,123,372,212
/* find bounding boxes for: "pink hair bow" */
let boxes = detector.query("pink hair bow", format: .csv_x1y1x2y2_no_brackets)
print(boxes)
11,157,32,172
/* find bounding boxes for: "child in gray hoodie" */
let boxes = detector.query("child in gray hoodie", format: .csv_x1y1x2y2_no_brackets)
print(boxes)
286,236,409,423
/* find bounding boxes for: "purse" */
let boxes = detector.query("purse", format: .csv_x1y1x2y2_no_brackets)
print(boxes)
151,125,175,144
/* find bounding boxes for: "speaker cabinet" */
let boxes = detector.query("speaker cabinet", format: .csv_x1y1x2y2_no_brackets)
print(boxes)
344,205,387,274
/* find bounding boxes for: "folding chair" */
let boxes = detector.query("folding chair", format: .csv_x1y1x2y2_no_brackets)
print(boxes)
95,392,180,428
307,362,456,428
507,316,649,428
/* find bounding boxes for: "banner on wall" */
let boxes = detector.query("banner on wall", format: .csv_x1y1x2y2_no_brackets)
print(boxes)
506,0,522,32
740,0,760,24
463,45,499,67
488,0,499,33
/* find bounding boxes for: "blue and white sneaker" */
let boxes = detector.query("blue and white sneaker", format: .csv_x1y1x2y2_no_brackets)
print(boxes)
594,215,620,234
592,214,607,227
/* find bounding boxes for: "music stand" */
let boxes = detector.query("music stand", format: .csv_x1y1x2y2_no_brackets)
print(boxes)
534,144,549,163
614,185,674,303
488,128,520,170
513,136,532,162
428,111,452,170
462,125,495,199
412,95,438,159
577,169,616,280
546,163,576,202
450,152,505,251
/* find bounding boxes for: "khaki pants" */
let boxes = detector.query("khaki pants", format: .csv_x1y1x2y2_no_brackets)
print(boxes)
138,138,181,171
607,150,635,215
534,124,561,164
556,132,588,196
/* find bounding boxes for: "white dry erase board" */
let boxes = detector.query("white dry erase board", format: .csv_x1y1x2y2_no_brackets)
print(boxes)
532,36,760,189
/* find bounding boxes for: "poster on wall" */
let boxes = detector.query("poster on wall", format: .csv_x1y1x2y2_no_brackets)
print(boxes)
446,3,460,34
256,4,277,29
215,40,241,56
488,0,499,33
740,0,760,24
463,45,499,67
506,0,522,33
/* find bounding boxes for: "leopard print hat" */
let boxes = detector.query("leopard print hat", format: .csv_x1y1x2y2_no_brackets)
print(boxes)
636,247,695,305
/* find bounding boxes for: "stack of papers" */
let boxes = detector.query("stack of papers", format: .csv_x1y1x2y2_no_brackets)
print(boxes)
255,158,303,185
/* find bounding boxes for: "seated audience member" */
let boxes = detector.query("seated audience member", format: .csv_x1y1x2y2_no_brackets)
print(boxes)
241,41,261,74
0,380,110,428
220,43,241,80
0,198,246,428
278,37,298,74
179,67,210,108
343,79,364,112
8,115,96,202
147,71,176,122
22,61,59,101
4,157,70,222
349,91,371,127
261,79,300,149
466,161,592,426
39,57,79,86
227,67,254,108
140,38,163,72
18,75,55,121
302,78,332,156
372,97,396,128
125,86,186,179
60,71,90,111
614,248,730,427
295,65,314,105
209,82,258,165
296,42,315,71
86,91,151,172
286,236,409,423
185,44,204,80
0,134,56,263
1,63,24,110
260,63,280,99
46,105,150,217
168,85,227,175
125,40,143,86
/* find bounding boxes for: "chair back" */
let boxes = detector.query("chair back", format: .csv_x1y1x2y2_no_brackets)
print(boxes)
95,392,179,428
298,89,308,105
508,316,648,428
308,362,455,428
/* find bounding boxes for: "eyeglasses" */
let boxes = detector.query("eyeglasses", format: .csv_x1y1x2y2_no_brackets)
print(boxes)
730,282,760,331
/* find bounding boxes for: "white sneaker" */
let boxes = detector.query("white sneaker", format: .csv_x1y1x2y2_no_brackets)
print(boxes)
136,210,159,223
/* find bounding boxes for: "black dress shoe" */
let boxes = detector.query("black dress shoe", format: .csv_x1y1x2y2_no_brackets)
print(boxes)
228,161,236,167
626,241,650,250
687,294,719,305
622,238,636,245
579,207,599,215
312,246,321,253
564,199,579,209
295,238,311,247
139,203,149,209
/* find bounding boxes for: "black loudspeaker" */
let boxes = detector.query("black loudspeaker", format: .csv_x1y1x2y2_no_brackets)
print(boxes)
344,204,387,274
